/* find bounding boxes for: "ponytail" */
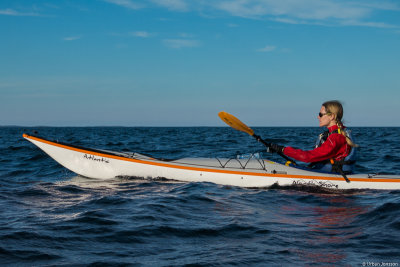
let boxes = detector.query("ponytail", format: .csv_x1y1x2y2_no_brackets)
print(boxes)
335,118,359,148
323,100,359,148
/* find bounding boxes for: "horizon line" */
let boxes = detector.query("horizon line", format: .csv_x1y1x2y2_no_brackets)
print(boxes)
2,125,399,128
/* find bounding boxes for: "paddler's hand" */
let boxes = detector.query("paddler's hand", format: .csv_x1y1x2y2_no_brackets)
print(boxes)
269,143,285,154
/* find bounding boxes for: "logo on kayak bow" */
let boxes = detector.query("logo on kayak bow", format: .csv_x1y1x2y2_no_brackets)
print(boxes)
83,154,110,164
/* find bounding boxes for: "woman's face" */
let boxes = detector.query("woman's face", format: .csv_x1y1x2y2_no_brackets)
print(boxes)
318,106,335,127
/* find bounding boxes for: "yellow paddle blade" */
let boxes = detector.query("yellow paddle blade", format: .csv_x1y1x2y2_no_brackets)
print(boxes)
218,111,254,136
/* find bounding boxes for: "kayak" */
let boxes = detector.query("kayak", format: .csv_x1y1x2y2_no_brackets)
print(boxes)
23,133,400,190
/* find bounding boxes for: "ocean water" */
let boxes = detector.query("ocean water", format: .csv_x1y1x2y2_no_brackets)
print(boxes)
1,126,400,266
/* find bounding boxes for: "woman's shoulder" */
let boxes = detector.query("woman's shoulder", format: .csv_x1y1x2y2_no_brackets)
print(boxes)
327,131,347,143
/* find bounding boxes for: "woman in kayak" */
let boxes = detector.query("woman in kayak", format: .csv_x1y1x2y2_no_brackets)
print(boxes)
270,100,357,173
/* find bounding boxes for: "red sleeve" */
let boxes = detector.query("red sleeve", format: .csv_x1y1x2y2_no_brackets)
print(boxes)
283,134,347,163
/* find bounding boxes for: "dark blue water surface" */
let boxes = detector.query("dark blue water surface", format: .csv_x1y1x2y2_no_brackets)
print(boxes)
1,127,400,266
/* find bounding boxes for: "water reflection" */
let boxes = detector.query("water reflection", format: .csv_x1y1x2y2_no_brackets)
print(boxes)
17,176,184,222
279,193,371,265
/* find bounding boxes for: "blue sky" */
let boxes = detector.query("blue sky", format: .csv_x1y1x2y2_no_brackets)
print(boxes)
1,0,399,126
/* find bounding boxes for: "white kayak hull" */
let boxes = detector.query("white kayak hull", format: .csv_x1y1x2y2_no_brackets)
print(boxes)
23,134,400,190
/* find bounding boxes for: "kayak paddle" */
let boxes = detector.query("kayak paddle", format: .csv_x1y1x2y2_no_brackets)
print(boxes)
218,111,296,165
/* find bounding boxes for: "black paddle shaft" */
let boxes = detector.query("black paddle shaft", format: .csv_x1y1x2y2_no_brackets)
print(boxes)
252,134,297,165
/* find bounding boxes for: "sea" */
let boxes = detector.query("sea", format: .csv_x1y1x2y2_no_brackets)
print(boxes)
1,126,399,266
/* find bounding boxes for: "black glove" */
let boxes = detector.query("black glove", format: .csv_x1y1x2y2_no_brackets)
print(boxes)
269,143,285,154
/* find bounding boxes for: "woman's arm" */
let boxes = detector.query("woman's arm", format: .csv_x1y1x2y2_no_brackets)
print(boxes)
283,134,346,163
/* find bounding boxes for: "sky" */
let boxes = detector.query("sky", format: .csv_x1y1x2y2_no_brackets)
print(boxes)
1,0,399,126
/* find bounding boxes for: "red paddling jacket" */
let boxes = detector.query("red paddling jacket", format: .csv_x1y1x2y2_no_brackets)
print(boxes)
283,125,351,163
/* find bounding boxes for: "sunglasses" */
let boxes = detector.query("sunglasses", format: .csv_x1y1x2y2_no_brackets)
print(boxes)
318,112,331,118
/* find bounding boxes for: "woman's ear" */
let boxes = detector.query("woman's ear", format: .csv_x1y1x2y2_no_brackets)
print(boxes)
329,113,336,122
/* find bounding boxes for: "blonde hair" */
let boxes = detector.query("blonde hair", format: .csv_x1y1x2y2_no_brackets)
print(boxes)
322,100,358,147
